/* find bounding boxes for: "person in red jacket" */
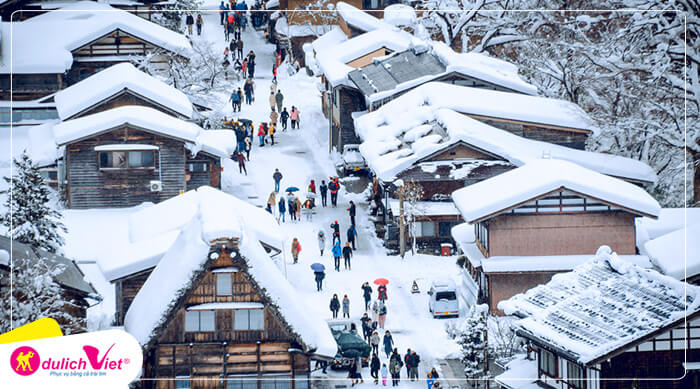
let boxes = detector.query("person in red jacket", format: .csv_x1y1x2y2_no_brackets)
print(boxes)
328,177,340,207
234,152,247,175
257,124,265,146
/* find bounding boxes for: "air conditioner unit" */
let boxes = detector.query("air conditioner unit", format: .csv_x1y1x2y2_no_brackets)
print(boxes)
149,180,163,192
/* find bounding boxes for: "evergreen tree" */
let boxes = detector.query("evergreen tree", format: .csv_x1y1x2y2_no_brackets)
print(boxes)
457,306,488,386
0,258,85,334
1,153,66,253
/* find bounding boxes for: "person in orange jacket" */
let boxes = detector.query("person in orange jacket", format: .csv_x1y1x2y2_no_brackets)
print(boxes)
291,238,301,264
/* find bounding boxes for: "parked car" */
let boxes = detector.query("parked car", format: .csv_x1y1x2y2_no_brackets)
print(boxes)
428,279,459,318
341,144,368,175
327,319,371,369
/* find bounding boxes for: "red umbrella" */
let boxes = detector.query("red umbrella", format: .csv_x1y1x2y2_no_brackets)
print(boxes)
374,278,389,286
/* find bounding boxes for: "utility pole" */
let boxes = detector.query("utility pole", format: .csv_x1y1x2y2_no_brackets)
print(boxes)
399,187,405,258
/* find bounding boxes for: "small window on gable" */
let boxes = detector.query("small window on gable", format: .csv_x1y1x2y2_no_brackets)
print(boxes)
234,309,264,330
217,273,232,296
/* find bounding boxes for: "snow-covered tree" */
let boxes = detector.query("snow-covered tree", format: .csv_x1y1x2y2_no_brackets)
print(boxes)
0,257,85,335
395,180,424,256
457,305,488,386
1,153,66,253
151,0,203,33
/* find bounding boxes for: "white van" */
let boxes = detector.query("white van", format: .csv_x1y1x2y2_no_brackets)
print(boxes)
428,279,459,318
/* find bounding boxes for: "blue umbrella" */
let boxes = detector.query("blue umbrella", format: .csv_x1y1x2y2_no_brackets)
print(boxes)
311,263,325,272
286,186,300,193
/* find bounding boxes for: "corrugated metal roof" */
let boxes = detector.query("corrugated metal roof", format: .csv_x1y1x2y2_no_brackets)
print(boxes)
348,49,446,97
0,235,98,297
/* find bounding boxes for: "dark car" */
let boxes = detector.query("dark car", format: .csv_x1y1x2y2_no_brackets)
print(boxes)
327,320,371,369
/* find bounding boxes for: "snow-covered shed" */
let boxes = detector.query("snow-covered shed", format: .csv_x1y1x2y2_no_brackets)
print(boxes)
0,1,191,100
44,105,235,208
0,235,100,334
53,63,194,120
355,82,601,151
101,186,284,326
450,159,660,314
122,186,336,384
498,247,700,387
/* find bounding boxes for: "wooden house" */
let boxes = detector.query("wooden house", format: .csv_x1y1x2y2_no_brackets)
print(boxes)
49,105,235,209
450,158,661,314
100,187,285,326
122,188,336,388
0,235,100,334
0,1,191,101
496,249,700,389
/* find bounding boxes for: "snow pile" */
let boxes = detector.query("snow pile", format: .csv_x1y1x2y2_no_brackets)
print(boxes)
54,63,193,120
355,103,655,183
644,222,700,280
494,354,538,389
0,1,191,74
315,28,412,87
26,121,62,166
382,4,416,27
388,199,458,217
499,248,700,364
451,159,660,223
336,1,393,32
123,187,337,358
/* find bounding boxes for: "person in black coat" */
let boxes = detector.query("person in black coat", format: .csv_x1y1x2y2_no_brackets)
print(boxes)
330,220,340,244
360,312,372,341
342,242,353,270
329,294,340,318
348,200,356,226
347,225,357,250
320,180,328,207
314,271,325,291
280,107,289,130
370,354,381,384
361,282,372,310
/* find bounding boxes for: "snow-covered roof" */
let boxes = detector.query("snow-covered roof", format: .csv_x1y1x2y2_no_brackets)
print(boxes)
388,200,459,217
0,1,191,74
382,4,416,27
274,16,331,38
336,2,393,32
494,354,539,389
499,247,700,365
355,106,656,183
101,187,282,281
635,208,700,245
123,187,337,358
644,222,700,281
311,26,348,53
315,28,412,87
450,223,485,269
452,159,660,223
481,254,651,273
54,63,193,120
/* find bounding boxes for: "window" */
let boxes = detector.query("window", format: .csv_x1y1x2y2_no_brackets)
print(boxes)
415,221,435,237
39,168,58,186
187,162,208,172
184,310,215,332
217,273,232,296
566,361,584,388
234,309,264,330
99,150,155,169
435,291,456,301
438,221,460,237
227,375,259,389
295,375,309,389
261,375,291,389
539,349,557,378
175,377,190,389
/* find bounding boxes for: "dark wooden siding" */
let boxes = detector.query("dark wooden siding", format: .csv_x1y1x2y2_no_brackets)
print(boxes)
336,87,364,150
471,115,589,150
70,90,182,120
0,73,61,100
66,126,186,209
185,153,221,191
114,268,154,326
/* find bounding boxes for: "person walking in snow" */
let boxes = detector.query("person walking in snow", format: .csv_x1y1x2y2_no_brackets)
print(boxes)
277,196,286,223
332,241,342,271
320,180,328,207
314,270,325,291
280,107,289,131
404,349,412,379
291,238,301,264
268,123,276,146
269,108,278,127
328,177,340,207
383,330,394,359
268,91,276,111
275,90,284,113
234,152,247,175
347,225,357,250
230,89,241,112
272,64,278,83
342,295,350,318
244,78,254,104
370,331,381,355
237,37,244,59
408,351,420,381
343,242,353,270
186,13,194,35
378,300,387,328
267,192,276,216
360,313,372,341
303,197,313,221
295,196,303,220
330,294,340,318
348,200,356,226
244,133,251,160
389,350,403,387
288,195,296,221
378,284,388,302
330,220,340,244
258,124,266,147
290,106,300,129
196,13,203,35
370,353,381,384
229,39,237,60
273,168,282,192
381,363,388,386
371,300,379,322
362,282,373,310
317,231,326,256
219,1,226,24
